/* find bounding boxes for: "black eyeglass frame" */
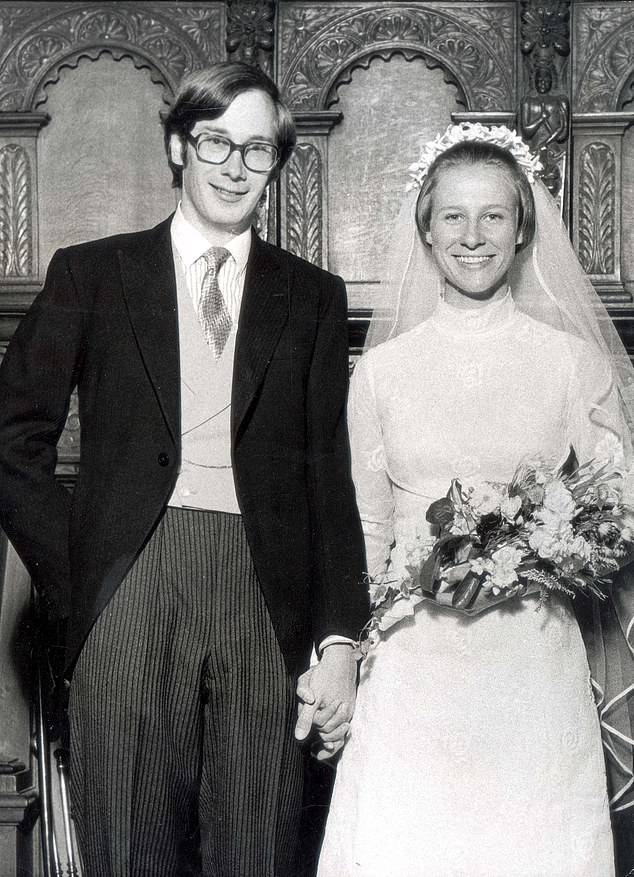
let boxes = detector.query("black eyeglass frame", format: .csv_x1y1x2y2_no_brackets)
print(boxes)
184,131,278,174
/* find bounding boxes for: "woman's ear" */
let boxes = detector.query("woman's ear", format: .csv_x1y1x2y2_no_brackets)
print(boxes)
425,230,432,245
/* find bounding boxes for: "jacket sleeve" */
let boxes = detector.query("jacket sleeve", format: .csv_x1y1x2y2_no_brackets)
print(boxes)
305,273,370,647
0,249,86,619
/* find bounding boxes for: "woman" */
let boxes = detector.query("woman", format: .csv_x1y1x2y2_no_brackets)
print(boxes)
317,127,634,876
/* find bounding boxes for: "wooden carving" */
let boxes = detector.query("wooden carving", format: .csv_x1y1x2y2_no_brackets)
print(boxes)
578,143,615,276
574,4,634,112
519,1,570,198
279,4,515,112
0,4,224,111
0,145,32,278
226,0,275,74
286,144,322,266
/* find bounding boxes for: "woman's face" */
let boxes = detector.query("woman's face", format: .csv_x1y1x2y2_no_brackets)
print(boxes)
425,163,523,307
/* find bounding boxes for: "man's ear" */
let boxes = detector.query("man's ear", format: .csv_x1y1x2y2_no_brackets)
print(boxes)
168,133,185,168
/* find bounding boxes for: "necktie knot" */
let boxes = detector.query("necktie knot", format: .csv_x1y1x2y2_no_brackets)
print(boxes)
202,246,230,276
198,246,232,358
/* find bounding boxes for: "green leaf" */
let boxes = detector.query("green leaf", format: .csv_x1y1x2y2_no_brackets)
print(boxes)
426,497,454,527
558,445,579,478
418,550,442,594
451,570,484,610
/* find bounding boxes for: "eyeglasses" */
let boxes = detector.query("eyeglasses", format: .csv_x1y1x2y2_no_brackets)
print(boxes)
185,132,278,174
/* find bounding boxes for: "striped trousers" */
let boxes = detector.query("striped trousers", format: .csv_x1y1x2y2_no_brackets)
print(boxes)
69,508,303,876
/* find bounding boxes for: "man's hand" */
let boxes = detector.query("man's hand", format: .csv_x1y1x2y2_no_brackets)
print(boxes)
294,644,357,760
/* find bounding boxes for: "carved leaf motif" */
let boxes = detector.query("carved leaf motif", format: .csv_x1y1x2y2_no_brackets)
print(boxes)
18,34,70,79
575,7,634,111
371,11,428,44
281,5,512,112
313,36,361,79
578,143,615,276
280,7,343,59
286,144,322,266
0,144,31,277
167,8,222,57
0,5,222,111
143,35,189,78
468,8,515,74
75,10,134,43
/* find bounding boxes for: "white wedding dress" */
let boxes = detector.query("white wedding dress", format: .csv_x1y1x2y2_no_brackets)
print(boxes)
318,292,618,877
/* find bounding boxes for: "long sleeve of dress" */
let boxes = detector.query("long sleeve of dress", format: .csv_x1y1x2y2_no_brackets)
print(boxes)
566,339,632,467
347,353,394,581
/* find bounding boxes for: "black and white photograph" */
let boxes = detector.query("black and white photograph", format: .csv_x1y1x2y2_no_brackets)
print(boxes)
0,2,634,875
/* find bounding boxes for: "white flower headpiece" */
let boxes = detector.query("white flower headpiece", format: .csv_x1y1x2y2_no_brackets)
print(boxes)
406,122,543,191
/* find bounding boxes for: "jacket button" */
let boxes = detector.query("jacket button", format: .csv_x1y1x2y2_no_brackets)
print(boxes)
157,453,170,467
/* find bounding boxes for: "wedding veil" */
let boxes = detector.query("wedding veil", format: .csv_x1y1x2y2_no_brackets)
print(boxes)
366,176,634,444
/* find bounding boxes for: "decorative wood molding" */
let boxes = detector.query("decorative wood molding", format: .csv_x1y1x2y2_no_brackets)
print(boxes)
285,143,323,266
226,0,275,74
0,146,32,279
574,3,634,112
578,142,615,276
293,111,343,137
279,4,515,112
0,3,224,111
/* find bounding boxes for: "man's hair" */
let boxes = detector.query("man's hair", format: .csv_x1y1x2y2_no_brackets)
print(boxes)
415,140,536,252
162,62,296,188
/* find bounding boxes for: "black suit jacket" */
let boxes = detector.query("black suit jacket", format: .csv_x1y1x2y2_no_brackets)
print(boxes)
0,217,369,675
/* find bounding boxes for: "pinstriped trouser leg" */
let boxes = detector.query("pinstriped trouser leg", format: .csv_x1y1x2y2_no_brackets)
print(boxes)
69,508,303,877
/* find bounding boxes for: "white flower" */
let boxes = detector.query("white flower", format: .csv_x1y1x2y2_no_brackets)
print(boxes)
408,123,542,190
450,512,476,536
466,479,503,517
500,494,522,522
487,546,523,589
404,534,436,570
594,434,625,469
469,558,492,577
542,480,576,521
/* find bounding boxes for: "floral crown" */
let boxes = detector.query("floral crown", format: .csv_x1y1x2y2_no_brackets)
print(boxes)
406,122,543,191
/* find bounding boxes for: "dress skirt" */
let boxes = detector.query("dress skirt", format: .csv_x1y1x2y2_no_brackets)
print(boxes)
318,594,614,877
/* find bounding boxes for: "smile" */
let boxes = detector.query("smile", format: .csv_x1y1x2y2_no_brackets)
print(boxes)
453,255,494,265
211,183,248,201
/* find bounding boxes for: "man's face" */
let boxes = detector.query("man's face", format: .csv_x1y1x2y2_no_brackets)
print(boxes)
170,89,278,241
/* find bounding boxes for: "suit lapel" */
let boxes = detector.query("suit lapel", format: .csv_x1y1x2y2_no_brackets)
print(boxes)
118,217,180,444
232,232,289,439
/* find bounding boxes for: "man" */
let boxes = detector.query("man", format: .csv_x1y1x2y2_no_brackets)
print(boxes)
0,62,368,875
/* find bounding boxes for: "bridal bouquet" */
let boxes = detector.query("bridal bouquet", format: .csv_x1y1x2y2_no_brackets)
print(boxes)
361,449,634,652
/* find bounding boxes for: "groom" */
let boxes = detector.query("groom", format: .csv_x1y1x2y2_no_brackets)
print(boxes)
0,62,368,875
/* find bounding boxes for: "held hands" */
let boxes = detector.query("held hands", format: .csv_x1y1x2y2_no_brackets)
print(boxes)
294,643,358,761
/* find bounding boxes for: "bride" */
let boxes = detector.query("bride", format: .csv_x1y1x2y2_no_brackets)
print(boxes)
316,126,634,876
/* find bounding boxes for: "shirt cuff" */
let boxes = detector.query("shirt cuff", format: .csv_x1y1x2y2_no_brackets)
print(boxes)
317,635,357,657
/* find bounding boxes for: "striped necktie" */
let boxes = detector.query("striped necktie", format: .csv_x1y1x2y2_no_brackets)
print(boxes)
199,246,231,358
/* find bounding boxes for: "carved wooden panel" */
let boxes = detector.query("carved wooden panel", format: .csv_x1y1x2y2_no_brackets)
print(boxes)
326,54,463,309
578,142,615,276
286,143,323,266
37,53,177,273
226,0,275,74
278,2,516,112
0,2,225,111
573,2,634,113
0,145,32,278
